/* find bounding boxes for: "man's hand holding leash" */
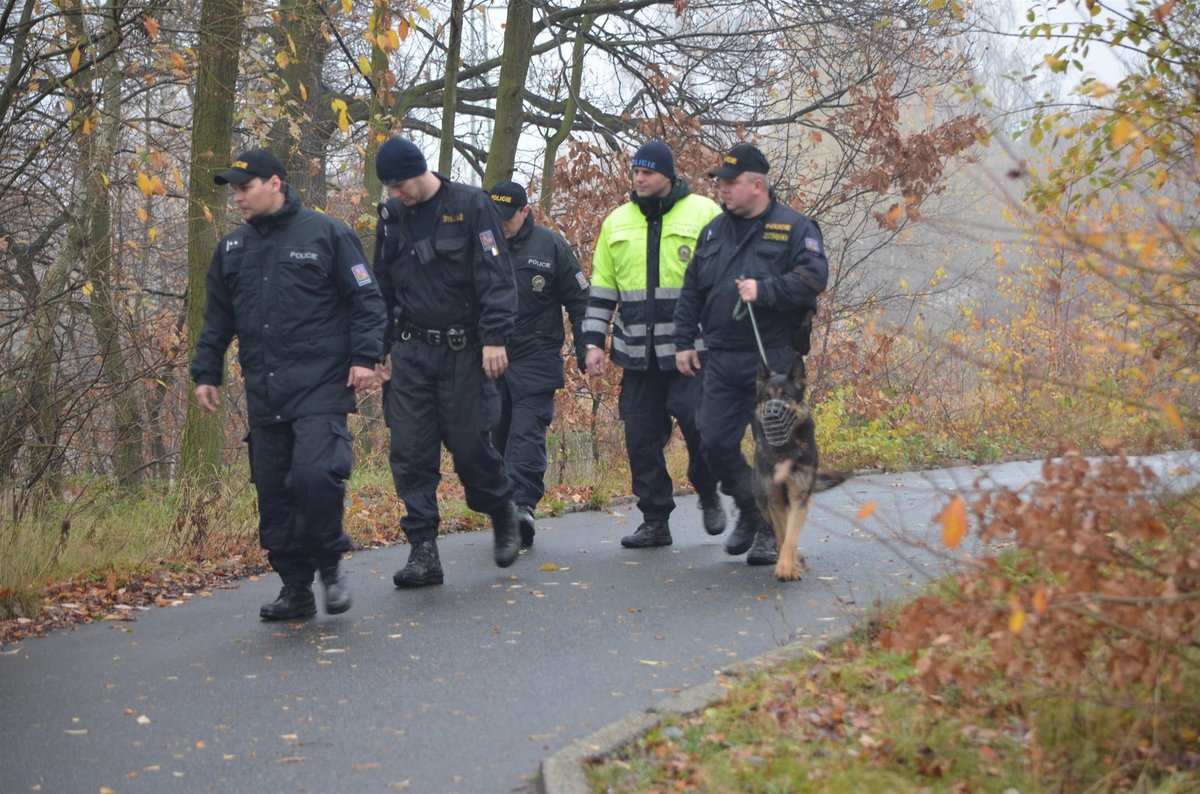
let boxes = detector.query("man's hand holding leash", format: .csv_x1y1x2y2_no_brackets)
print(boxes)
735,277,759,303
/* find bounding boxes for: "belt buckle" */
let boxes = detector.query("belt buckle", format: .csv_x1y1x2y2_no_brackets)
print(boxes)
427,329,441,345
447,328,467,351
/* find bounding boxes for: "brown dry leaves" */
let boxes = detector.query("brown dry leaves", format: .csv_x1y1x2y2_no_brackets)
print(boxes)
883,449,1198,697
0,558,267,645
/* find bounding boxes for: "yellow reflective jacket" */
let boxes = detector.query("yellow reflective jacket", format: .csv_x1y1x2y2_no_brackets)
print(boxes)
583,183,720,370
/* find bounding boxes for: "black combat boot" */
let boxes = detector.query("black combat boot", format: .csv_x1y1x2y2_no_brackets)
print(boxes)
491,502,521,568
393,539,444,588
319,564,352,614
746,524,779,566
725,495,762,556
517,505,536,549
697,492,728,536
621,519,672,548
259,582,317,621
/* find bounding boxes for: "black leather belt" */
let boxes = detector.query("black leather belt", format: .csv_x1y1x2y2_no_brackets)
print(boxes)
401,323,471,351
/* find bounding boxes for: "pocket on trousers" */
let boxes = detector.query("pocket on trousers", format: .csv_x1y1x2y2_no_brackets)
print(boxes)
329,420,353,480
480,379,501,434
243,431,255,483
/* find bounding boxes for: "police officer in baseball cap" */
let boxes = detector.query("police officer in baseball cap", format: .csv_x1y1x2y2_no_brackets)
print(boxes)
192,147,387,619
674,142,828,567
486,180,589,549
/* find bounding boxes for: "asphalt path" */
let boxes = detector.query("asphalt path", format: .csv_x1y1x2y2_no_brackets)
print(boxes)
2,453,1195,794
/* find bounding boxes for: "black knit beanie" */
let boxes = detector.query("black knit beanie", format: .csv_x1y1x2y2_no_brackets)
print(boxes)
631,140,676,183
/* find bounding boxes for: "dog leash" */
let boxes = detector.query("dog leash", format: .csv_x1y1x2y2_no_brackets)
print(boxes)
732,275,771,369
734,291,802,447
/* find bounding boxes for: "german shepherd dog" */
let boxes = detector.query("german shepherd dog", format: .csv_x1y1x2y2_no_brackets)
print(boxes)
751,355,845,580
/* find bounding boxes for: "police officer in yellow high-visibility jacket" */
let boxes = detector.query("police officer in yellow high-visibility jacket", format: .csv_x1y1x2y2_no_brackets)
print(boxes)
583,141,726,548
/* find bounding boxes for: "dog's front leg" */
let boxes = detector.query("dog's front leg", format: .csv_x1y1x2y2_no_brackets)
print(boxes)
774,502,808,581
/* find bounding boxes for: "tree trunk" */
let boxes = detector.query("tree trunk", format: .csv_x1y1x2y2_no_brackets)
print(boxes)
541,14,595,213
0,193,68,507
177,0,244,491
272,0,333,207
438,0,464,174
481,0,533,187
60,0,143,487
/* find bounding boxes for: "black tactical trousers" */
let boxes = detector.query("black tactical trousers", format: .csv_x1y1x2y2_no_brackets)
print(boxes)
386,339,512,542
697,347,796,505
618,363,717,522
248,413,354,584
495,382,555,510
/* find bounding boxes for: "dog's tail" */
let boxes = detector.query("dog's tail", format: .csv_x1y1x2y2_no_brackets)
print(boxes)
814,470,852,492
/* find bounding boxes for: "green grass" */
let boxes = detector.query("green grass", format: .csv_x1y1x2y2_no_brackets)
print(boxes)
586,629,1200,793
0,475,260,619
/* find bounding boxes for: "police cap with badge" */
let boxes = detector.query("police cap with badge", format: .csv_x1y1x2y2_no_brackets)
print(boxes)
488,181,528,221
214,148,288,185
708,143,770,179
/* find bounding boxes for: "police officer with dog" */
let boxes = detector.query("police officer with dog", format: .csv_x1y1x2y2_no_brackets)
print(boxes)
372,137,522,587
673,143,828,566
583,140,727,549
487,181,589,548
192,147,387,620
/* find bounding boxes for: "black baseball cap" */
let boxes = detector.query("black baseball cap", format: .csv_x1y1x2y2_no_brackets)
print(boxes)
488,181,528,220
708,143,770,179
214,148,288,185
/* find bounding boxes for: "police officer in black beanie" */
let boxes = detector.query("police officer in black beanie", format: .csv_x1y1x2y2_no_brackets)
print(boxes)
487,180,589,548
583,139,727,549
372,137,522,587
192,148,387,619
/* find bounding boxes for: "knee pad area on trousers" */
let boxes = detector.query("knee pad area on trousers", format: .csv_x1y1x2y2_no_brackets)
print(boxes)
289,462,345,493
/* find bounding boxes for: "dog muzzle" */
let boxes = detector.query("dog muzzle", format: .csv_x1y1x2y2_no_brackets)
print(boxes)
759,398,799,447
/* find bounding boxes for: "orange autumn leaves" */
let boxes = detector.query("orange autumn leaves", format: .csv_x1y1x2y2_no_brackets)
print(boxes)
857,492,969,548
938,495,968,549
856,493,969,550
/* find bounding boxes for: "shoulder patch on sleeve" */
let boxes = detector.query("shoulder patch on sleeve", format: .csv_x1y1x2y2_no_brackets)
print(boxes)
351,263,373,286
479,229,499,256
804,236,822,254
575,271,589,290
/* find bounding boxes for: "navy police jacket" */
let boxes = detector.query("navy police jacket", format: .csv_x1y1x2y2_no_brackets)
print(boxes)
190,189,388,427
373,176,516,348
504,212,589,399
673,195,828,353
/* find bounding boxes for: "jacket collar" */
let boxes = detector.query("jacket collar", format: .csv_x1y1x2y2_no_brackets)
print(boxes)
632,178,692,220
248,186,302,233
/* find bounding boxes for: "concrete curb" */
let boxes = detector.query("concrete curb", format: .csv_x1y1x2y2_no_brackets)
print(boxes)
536,634,843,794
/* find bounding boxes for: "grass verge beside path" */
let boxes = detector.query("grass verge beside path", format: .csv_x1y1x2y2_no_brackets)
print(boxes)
0,460,635,645
587,626,1200,793
587,453,1200,793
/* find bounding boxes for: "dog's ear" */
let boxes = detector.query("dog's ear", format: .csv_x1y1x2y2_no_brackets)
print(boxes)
790,354,808,393
757,359,773,389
